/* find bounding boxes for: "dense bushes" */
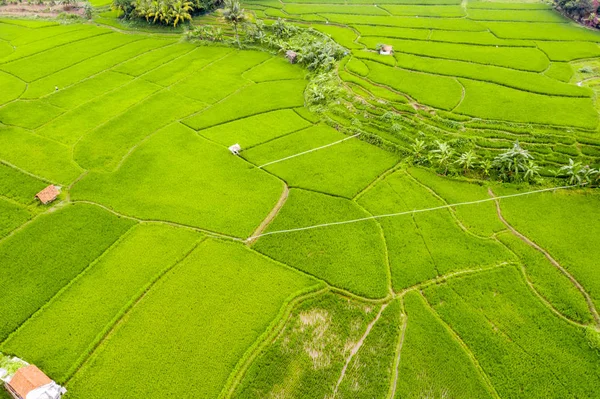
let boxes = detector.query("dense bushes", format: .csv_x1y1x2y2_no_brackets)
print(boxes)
112,0,221,26
553,0,600,28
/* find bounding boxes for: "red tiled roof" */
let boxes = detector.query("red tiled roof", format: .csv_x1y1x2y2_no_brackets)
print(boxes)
7,365,52,399
35,185,60,204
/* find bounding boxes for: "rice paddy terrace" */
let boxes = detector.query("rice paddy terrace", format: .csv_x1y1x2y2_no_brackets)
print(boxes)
1,0,600,397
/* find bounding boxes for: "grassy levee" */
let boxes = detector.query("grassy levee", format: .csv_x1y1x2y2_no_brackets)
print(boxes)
358,170,512,291
395,292,494,398
493,187,600,313
253,188,390,298
71,123,283,238
0,203,136,342
422,266,600,398
232,292,381,398
1,224,201,382
243,124,400,198
66,239,318,399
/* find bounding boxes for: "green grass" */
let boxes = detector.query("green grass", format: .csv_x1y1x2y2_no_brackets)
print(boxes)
71,123,283,238
396,292,494,399
423,266,600,398
113,42,196,76
0,71,26,105
323,15,485,30
0,126,82,184
536,40,600,61
0,198,31,238
494,187,600,311
74,90,207,171
36,79,161,146
394,52,590,97
354,25,430,40
233,292,380,398
1,224,201,382
254,188,389,298
407,167,505,237
198,109,313,148
243,55,307,82
429,30,534,46
0,163,46,204
171,50,271,104
456,79,598,129
0,203,135,341
360,37,550,72
337,300,401,399
358,170,512,291
382,4,465,17
284,4,390,15
485,21,600,41
0,100,64,129
467,9,568,22
243,124,399,198
309,24,363,49
364,60,463,110
544,62,574,82
183,79,307,130
66,238,318,399
496,231,593,325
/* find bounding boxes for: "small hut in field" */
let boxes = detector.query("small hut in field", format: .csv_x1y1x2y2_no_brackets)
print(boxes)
35,185,60,205
379,45,393,55
228,143,241,155
285,50,298,64
4,365,66,399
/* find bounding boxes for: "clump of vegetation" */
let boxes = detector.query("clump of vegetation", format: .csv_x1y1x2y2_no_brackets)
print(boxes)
113,0,221,27
185,24,223,41
553,0,600,28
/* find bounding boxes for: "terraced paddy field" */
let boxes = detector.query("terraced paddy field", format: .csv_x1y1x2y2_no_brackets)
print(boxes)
1,0,600,397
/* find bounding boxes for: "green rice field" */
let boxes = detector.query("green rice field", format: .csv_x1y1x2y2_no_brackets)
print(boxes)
1,0,600,396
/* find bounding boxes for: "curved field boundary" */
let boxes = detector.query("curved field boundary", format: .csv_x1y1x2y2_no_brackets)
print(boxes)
489,188,600,328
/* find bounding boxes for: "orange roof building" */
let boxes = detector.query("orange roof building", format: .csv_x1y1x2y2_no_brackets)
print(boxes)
35,185,60,205
4,365,65,399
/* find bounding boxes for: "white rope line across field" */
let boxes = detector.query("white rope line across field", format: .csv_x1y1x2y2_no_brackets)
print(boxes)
245,184,578,242
257,133,361,169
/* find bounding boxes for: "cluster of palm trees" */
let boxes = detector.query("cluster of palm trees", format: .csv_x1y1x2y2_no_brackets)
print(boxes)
412,140,542,183
133,0,193,27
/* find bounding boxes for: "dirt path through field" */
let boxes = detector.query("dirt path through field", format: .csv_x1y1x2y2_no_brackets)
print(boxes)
246,184,289,244
489,188,600,327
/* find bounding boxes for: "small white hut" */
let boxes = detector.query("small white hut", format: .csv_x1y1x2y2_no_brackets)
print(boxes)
228,143,242,155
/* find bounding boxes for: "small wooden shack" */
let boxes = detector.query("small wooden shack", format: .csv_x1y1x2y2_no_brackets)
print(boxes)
228,143,241,155
379,45,393,55
285,50,298,64
35,185,60,204
4,365,66,399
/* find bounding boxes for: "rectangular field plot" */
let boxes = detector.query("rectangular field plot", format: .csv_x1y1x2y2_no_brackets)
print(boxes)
0,32,139,82
0,126,82,184
0,99,64,129
455,79,599,129
428,30,535,46
0,204,135,341
20,38,172,100
66,239,318,399
198,109,312,148
422,266,600,398
113,42,195,76
354,25,430,40
74,90,207,171
243,124,399,198
0,70,28,104
393,52,590,97
1,224,201,382
358,171,512,291
284,4,390,15
467,9,568,22
36,79,161,146
396,292,494,399
254,188,390,298
381,5,465,17
323,15,485,30
363,60,463,110
360,36,550,72
484,21,600,41
183,79,306,130
71,123,283,238
243,56,306,82
309,24,362,49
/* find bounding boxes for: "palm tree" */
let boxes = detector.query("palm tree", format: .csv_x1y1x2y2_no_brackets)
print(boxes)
170,0,193,27
559,159,598,186
222,0,246,47
455,150,477,173
480,158,493,177
493,141,533,182
411,138,427,163
524,160,541,182
431,140,454,175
